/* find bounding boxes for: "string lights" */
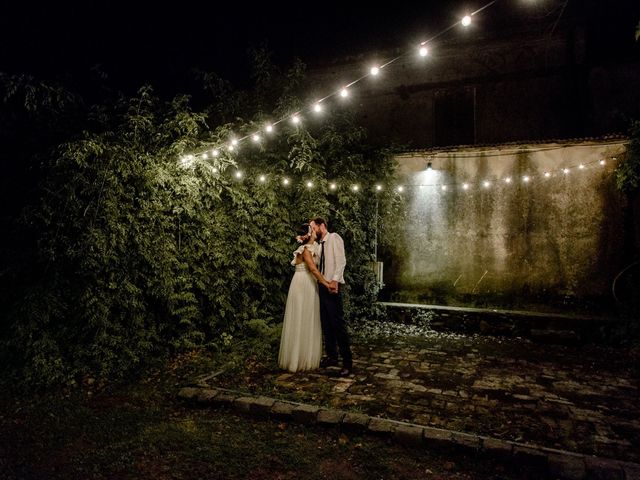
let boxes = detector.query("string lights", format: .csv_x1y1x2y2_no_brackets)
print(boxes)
179,1,495,166
176,1,624,200
189,148,618,195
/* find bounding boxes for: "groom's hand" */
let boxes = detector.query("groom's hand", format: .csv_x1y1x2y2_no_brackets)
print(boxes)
329,280,339,294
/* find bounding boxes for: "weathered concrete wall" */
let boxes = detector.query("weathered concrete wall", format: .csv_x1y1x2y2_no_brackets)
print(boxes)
380,139,628,312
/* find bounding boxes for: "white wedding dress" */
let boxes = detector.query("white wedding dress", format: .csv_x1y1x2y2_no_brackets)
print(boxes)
278,242,323,372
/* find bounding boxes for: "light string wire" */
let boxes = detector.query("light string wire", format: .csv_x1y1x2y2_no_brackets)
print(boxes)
190,139,624,194
394,157,615,193
180,0,503,164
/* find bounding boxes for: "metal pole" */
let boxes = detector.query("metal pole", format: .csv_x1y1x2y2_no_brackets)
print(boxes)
374,197,379,260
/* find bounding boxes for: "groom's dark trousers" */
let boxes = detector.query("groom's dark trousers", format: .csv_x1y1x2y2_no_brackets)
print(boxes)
318,284,352,369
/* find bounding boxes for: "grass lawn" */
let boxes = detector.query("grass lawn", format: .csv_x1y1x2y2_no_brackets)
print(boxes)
0,348,547,480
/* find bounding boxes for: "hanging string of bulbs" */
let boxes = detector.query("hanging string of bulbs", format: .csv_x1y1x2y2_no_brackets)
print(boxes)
179,1,498,168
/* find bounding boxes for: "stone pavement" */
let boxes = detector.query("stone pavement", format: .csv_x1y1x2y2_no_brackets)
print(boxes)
181,332,640,479
264,333,640,464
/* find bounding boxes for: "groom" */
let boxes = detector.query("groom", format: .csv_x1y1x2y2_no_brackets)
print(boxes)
310,217,353,376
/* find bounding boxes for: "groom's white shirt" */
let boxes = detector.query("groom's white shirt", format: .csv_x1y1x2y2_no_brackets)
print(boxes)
321,232,346,284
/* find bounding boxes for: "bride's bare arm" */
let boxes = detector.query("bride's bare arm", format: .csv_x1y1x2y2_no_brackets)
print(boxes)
302,248,330,288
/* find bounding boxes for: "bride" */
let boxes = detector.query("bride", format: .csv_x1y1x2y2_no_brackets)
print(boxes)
278,223,331,372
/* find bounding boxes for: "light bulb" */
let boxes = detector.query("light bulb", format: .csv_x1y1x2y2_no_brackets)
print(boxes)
259,175,266,182
265,124,274,133
330,183,337,190
340,88,349,98
370,66,380,76
313,103,322,113
461,15,472,27
252,134,260,142
212,149,219,157
419,46,429,57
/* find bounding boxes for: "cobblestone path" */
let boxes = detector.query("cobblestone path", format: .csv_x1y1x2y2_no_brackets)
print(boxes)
268,334,639,463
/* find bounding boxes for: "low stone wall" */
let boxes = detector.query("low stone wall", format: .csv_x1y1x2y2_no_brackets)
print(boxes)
379,302,628,344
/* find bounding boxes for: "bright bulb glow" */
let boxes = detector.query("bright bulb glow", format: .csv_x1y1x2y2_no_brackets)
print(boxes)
441,185,447,191
265,124,274,133
419,46,429,57
330,183,337,190
313,103,323,113
370,66,380,76
461,15,472,27
283,178,290,185
212,149,219,157
212,167,218,173
291,115,300,124
227,144,234,151
235,171,243,179
463,183,469,190
231,139,238,146
306,181,313,188
397,186,404,192
579,164,585,169
340,88,349,98
483,181,490,188
252,134,260,142
376,185,382,191
259,175,266,182
563,168,570,174
544,172,551,177
352,185,359,191
600,160,606,165
504,177,512,183
523,176,530,183
202,153,208,159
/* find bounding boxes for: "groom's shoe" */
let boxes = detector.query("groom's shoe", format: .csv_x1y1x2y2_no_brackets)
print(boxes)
338,367,353,377
320,357,338,368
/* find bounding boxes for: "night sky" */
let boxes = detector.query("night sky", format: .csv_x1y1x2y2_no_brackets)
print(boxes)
1,1,639,96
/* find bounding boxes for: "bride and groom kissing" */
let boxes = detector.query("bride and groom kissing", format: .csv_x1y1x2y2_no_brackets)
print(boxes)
278,217,353,377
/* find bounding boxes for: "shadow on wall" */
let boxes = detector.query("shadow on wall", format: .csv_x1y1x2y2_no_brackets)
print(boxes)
380,140,628,315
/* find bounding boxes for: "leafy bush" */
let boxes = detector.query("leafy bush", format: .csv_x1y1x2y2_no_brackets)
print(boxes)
0,55,397,386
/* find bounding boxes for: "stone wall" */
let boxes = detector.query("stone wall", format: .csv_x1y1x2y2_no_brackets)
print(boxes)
379,139,629,313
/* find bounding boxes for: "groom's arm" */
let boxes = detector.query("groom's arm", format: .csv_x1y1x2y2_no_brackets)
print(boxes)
332,234,346,285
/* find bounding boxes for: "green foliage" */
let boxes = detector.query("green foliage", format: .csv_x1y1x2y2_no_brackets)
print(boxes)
616,120,640,193
0,52,397,387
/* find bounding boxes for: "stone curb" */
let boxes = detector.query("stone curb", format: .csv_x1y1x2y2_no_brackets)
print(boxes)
178,386,640,480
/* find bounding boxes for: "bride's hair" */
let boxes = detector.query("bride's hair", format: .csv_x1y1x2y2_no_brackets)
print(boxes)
295,223,313,244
